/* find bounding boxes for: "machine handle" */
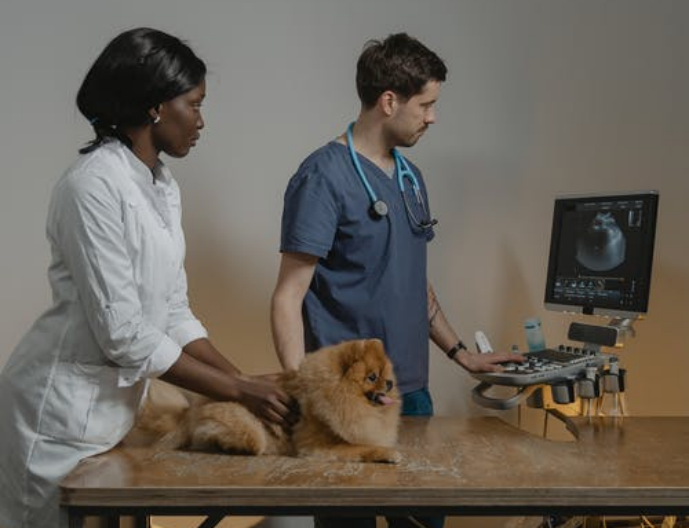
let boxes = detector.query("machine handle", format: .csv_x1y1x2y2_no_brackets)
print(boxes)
471,381,541,410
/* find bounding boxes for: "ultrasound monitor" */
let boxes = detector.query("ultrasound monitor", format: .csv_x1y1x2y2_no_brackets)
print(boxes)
544,191,659,318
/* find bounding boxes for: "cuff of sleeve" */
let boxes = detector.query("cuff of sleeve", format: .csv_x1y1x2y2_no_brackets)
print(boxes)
168,319,208,348
280,242,329,259
117,335,182,387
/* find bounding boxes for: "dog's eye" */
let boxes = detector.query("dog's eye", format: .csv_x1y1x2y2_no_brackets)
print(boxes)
367,372,378,383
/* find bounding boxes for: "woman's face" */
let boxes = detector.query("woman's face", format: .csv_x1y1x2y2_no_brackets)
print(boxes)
152,79,206,158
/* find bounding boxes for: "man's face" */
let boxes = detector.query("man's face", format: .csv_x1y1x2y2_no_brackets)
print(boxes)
389,80,441,148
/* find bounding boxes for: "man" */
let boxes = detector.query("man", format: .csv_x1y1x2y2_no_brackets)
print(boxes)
271,33,520,528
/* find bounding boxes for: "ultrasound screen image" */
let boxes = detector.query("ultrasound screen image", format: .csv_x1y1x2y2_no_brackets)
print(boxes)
544,192,658,315
576,211,627,272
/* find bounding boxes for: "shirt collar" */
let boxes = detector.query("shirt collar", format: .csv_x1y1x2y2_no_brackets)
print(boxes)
152,159,173,185
107,138,172,187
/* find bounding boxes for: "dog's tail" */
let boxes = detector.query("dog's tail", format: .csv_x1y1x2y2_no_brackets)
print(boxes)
154,417,191,450
129,402,191,449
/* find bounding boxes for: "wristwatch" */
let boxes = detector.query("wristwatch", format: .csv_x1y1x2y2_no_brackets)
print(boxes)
446,340,467,360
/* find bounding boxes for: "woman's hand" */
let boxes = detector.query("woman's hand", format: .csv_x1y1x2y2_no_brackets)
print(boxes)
235,375,299,429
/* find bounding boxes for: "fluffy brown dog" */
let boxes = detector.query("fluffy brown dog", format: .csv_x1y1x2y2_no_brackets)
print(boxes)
132,339,402,463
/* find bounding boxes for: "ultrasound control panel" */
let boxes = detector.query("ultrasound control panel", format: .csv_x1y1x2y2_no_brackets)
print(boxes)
471,345,612,387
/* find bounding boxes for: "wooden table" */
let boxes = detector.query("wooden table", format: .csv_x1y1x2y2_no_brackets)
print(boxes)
60,415,689,527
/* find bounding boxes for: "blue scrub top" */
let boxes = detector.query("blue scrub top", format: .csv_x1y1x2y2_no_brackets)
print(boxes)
280,141,435,395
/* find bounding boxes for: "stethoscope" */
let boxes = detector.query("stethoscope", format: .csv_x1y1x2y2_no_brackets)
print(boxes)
346,122,438,230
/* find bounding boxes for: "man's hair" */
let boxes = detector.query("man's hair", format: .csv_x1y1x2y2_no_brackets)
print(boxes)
356,33,447,108
77,27,206,153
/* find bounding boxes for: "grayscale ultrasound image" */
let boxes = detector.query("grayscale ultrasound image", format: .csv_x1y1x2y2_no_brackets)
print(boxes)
575,212,627,271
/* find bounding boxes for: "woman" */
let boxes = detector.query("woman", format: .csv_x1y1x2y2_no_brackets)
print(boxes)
0,27,294,528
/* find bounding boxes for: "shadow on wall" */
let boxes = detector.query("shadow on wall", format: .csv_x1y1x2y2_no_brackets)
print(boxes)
493,238,546,349
617,260,689,416
428,237,542,419
184,226,281,376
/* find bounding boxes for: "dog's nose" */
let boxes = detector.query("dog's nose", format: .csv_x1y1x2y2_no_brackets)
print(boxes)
385,380,393,391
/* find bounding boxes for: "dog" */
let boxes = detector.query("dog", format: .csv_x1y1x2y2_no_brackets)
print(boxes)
130,339,402,464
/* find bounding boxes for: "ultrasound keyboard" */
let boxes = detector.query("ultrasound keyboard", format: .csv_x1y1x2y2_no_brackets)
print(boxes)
471,346,612,387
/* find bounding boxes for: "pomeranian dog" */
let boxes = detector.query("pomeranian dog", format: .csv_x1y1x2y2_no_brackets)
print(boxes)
131,339,402,463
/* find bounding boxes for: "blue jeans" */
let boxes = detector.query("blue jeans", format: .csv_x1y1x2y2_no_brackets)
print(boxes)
314,388,444,528
401,386,435,416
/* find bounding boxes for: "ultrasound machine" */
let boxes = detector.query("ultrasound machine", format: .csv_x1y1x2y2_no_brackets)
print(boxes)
472,191,659,411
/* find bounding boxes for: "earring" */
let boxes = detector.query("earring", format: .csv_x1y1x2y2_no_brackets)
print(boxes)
153,115,161,124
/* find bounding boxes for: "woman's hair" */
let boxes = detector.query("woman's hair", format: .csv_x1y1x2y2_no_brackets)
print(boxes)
77,27,206,153
356,33,447,109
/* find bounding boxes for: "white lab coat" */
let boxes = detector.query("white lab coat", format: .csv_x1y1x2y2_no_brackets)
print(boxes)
0,140,207,528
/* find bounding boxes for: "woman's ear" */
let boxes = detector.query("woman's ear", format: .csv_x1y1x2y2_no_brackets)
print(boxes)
148,105,161,124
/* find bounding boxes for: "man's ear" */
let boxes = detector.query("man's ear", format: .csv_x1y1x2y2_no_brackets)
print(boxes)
379,90,397,117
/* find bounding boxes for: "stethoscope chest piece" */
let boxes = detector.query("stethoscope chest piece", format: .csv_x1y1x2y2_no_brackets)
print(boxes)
346,121,436,229
371,199,389,218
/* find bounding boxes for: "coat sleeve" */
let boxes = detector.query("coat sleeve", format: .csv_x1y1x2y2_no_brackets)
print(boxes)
49,171,182,387
165,242,208,347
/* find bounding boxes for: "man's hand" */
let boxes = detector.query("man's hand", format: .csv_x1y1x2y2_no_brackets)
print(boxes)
453,350,525,373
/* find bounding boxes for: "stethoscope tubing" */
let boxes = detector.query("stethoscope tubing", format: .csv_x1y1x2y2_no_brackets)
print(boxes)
345,124,380,205
346,122,435,229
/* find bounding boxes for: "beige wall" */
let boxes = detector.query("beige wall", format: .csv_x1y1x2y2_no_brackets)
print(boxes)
2,1,687,527
2,0,687,413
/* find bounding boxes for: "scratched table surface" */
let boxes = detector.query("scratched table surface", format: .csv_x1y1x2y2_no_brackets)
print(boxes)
60,416,689,516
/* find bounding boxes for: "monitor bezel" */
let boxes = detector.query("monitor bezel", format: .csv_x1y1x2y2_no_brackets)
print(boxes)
543,190,659,319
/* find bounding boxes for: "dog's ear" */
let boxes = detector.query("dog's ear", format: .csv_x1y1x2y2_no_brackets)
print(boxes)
364,338,386,357
337,340,367,374
364,339,395,380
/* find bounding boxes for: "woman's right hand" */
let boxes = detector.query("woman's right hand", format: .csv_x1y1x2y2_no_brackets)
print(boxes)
236,375,299,429
161,342,300,428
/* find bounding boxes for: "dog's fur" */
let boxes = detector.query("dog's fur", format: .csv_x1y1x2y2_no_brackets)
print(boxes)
131,339,402,463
